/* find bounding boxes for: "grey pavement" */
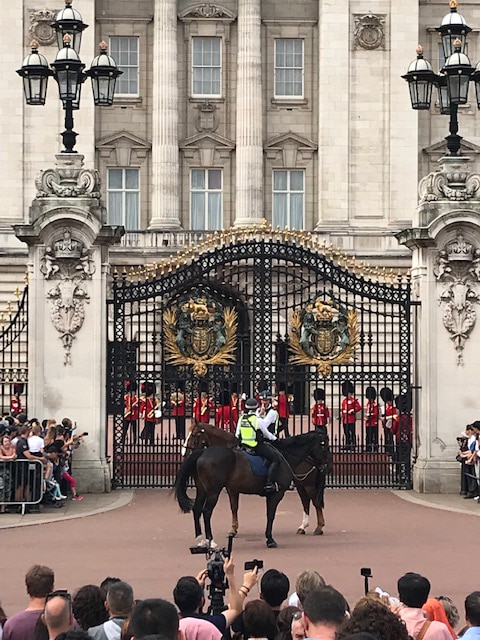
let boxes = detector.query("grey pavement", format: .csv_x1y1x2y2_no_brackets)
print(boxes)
0,487,479,529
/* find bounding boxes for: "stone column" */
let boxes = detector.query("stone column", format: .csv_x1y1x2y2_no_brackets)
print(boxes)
149,0,181,229
397,156,480,493
15,154,124,492
234,0,264,227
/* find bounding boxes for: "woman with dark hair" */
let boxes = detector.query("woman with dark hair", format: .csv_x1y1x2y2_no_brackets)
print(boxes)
73,585,109,631
337,600,410,640
244,600,277,640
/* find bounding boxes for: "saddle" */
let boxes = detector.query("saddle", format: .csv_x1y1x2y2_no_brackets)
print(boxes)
241,449,268,477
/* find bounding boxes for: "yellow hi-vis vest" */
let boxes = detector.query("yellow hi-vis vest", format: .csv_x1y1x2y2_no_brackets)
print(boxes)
239,413,258,448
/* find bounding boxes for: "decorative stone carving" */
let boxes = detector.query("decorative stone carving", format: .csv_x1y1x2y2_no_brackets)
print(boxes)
41,228,96,365
28,9,56,47
182,4,232,18
418,157,480,203
35,155,102,199
195,101,218,132
353,14,386,50
434,233,480,365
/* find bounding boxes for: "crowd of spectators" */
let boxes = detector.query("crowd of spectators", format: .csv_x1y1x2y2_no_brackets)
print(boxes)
0,563,477,640
456,422,480,501
0,413,85,512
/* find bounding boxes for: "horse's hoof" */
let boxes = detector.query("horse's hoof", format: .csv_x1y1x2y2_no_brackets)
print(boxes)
266,538,278,548
313,528,324,536
296,528,306,535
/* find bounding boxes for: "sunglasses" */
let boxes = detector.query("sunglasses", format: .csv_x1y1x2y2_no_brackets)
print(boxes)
292,611,303,622
46,590,72,605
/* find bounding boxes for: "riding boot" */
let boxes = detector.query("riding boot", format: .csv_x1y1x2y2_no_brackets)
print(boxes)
264,462,279,494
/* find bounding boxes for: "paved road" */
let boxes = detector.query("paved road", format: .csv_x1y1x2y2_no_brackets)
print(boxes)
1,489,478,621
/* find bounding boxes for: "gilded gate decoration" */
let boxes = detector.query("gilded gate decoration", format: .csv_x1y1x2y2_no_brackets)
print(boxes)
164,293,238,377
289,296,358,376
107,226,412,490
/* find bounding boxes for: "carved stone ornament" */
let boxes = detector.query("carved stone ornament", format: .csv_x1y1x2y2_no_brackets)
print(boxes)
195,101,218,132
28,9,57,47
40,228,96,366
183,4,231,18
434,233,480,365
353,14,386,50
35,155,102,199
418,157,480,204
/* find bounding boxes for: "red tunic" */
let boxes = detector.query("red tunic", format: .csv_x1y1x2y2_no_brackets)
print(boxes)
311,401,330,427
383,402,398,429
124,393,139,420
10,395,22,414
365,400,379,427
171,393,185,417
144,397,156,422
391,414,413,444
275,393,290,419
215,405,231,431
193,397,213,423
341,397,361,424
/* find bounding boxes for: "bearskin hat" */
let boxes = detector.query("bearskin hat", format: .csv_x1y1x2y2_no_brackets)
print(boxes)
221,390,230,406
365,386,377,401
198,381,209,394
176,380,185,392
256,380,270,393
380,387,393,403
341,381,354,397
126,380,138,392
277,381,287,392
313,388,325,401
13,383,24,395
144,382,156,396
395,390,412,413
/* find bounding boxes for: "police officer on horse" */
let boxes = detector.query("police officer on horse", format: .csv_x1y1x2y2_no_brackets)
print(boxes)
235,397,283,494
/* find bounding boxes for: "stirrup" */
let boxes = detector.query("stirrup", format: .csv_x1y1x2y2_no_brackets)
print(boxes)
264,482,279,494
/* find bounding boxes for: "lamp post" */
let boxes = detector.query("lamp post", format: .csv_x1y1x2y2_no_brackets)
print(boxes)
16,1,121,154
402,0,480,156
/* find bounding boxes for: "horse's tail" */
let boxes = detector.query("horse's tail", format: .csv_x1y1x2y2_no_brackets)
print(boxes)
174,449,204,513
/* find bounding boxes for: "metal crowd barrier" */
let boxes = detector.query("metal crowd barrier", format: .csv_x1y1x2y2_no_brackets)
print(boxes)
0,459,44,515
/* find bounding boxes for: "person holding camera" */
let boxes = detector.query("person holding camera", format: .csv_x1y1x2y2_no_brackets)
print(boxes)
173,557,258,635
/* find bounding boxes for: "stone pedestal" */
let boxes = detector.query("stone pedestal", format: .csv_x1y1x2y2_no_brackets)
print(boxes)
397,156,480,493
14,154,124,493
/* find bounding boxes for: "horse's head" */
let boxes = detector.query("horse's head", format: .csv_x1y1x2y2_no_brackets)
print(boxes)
186,422,211,451
310,429,332,474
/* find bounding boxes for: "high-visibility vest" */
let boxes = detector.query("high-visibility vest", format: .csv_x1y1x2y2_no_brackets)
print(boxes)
239,414,258,448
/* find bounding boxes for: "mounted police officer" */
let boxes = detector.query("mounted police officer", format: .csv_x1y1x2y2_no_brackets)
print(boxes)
235,397,282,494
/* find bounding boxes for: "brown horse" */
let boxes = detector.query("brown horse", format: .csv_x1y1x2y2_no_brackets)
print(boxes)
183,421,332,538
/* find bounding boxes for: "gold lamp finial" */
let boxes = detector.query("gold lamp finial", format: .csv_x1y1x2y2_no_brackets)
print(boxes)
450,0,458,9
416,45,424,56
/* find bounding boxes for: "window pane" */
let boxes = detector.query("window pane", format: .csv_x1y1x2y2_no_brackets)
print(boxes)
290,193,304,229
208,193,222,230
273,171,287,191
125,192,139,230
273,193,288,228
290,171,304,191
108,192,123,226
191,169,205,190
125,169,139,190
208,170,222,190
108,169,123,189
191,192,205,230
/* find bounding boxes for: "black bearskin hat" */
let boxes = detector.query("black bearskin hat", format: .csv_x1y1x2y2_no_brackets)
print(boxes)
313,388,325,401
198,381,209,394
144,382,156,396
256,380,270,393
221,390,230,406
12,383,24,395
126,380,138,392
380,387,393,403
341,381,354,397
365,386,377,401
277,381,286,392
395,390,412,413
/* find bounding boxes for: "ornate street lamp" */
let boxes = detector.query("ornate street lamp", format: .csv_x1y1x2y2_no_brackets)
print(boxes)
402,1,479,156
16,1,121,154
52,0,88,54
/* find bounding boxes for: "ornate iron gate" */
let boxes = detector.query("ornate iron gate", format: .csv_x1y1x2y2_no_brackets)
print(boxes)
107,230,412,489
0,286,28,415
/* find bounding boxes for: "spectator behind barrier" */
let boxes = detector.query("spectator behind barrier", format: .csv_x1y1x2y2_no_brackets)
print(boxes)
337,599,410,640
73,585,108,631
396,573,452,640
302,586,349,640
130,599,179,640
260,569,290,610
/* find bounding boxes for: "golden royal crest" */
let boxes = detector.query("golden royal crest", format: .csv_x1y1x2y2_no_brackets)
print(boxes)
289,296,358,376
164,293,237,377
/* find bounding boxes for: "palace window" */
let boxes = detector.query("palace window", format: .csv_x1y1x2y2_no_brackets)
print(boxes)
272,170,305,229
274,38,304,98
191,169,222,230
110,36,139,95
192,37,222,97
107,168,140,230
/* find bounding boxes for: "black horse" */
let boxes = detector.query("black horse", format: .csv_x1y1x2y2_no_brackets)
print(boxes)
174,431,330,548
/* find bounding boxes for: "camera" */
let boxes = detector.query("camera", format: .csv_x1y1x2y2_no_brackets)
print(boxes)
244,560,263,571
190,535,234,615
361,567,372,596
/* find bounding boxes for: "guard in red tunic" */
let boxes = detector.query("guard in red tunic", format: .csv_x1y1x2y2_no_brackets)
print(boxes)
170,383,186,440
365,386,380,453
229,388,241,433
311,388,330,430
193,384,213,423
274,382,290,437
341,381,361,450
380,387,397,456
215,391,231,431
10,383,24,415
140,382,158,445
123,380,139,444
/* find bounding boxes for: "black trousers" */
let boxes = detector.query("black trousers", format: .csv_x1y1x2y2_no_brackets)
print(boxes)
254,442,282,481
175,416,186,440
278,417,290,437
123,419,138,444
366,426,378,451
141,421,156,445
343,422,356,447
